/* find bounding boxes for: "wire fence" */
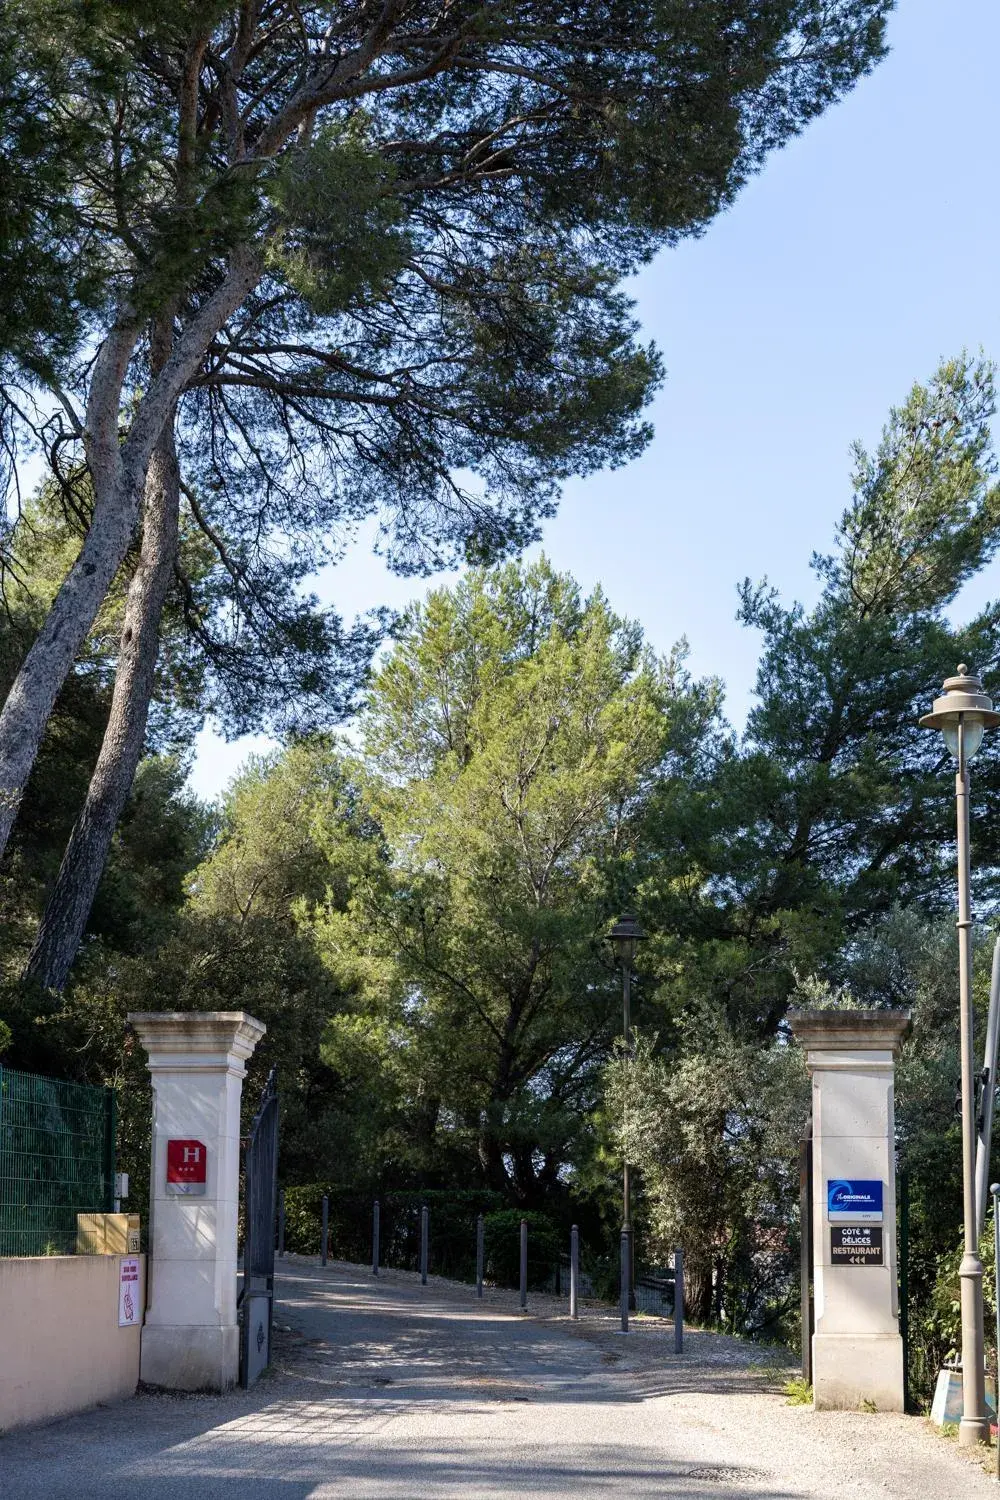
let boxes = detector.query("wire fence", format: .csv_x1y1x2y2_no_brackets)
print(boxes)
0,1064,115,1256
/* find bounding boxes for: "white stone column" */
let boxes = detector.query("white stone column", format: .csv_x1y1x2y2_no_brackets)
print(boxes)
789,1009,912,1413
128,1011,266,1391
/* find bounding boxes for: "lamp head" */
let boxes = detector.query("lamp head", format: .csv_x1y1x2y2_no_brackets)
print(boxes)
608,912,647,967
918,665,1000,762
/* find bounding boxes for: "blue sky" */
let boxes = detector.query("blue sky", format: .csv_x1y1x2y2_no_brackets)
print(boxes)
189,0,1000,799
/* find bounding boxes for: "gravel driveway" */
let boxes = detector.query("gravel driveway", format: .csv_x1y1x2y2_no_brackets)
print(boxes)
0,1255,992,1498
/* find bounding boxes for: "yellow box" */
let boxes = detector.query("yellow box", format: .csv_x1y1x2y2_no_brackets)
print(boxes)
76,1213,141,1256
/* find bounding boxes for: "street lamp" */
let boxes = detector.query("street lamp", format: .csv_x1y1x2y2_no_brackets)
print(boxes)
919,665,1000,1447
609,912,647,1313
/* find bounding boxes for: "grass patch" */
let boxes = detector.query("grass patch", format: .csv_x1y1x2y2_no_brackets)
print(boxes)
782,1376,813,1406
748,1361,792,1387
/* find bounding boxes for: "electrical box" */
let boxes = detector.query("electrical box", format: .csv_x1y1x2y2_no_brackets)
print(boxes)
76,1213,141,1256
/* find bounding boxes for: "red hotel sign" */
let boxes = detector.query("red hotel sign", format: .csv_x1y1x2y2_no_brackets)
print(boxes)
166,1139,207,1196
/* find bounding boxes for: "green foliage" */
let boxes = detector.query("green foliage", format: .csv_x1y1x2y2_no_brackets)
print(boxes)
911,1227,998,1413
266,124,410,315
483,1209,561,1290
88,757,213,953
817,357,1000,615
282,1185,507,1282
317,556,712,1200
191,742,371,921
599,353,1000,1335
636,353,1000,1041
281,1185,372,1259
0,0,893,1003
782,1377,813,1406
603,1026,809,1333
735,352,1000,932
0,11,105,365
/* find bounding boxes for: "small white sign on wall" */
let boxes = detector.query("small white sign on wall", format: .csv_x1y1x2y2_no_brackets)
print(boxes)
119,1255,141,1327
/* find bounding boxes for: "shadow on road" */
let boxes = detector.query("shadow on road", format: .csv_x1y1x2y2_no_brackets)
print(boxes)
273,1260,790,1406
0,1402,800,1500
0,1259,800,1500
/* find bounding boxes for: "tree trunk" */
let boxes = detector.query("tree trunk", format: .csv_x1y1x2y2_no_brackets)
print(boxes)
0,254,260,865
22,422,181,992
478,1126,511,1195
687,1261,715,1326
0,473,146,858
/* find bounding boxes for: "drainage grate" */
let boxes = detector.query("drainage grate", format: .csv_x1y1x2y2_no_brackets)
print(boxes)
685,1466,765,1483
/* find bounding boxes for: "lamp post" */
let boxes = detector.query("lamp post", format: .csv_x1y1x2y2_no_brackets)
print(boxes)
609,912,647,1313
919,665,1000,1447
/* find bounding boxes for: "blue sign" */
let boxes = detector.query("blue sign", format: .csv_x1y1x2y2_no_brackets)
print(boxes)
827,1179,883,1222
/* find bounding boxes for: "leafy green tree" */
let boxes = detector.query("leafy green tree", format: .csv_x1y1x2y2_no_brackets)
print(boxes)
604,1024,809,1329
191,740,373,921
737,355,1000,931
640,354,1000,1042
321,557,716,1200
175,741,379,1178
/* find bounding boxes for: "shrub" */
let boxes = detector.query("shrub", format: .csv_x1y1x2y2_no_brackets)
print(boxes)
279,1184,504,1277
483,1208,560,1290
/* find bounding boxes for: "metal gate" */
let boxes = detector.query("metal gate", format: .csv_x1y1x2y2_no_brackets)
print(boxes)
799,1121,814,1383
239,1067,278,1388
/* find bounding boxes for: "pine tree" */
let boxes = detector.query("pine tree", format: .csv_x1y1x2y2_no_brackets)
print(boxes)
0,1,891,875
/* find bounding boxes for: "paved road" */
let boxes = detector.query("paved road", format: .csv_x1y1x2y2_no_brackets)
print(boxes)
0,1257,992,1498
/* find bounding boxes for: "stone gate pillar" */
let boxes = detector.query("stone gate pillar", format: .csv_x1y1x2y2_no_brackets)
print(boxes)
128,1011,266,1391
788,1008,912,1412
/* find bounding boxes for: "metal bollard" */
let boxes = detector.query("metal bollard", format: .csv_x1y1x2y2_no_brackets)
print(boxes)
993,1184,1000,1481
476,1213,484,1299
569,1224,579,1320
373,1199,380,1277
620,1228,629,1333
321,1194,329,1268
520,1218,528,1309
420,1204,429,1285
278,1188,285,1258
673,1246,684,1354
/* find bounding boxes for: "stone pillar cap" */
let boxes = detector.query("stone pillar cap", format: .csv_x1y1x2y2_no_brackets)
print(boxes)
127,1010,266,1062
787,1007,912,1054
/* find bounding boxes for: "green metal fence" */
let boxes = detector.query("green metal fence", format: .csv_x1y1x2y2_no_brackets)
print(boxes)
0,1064,115,1256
